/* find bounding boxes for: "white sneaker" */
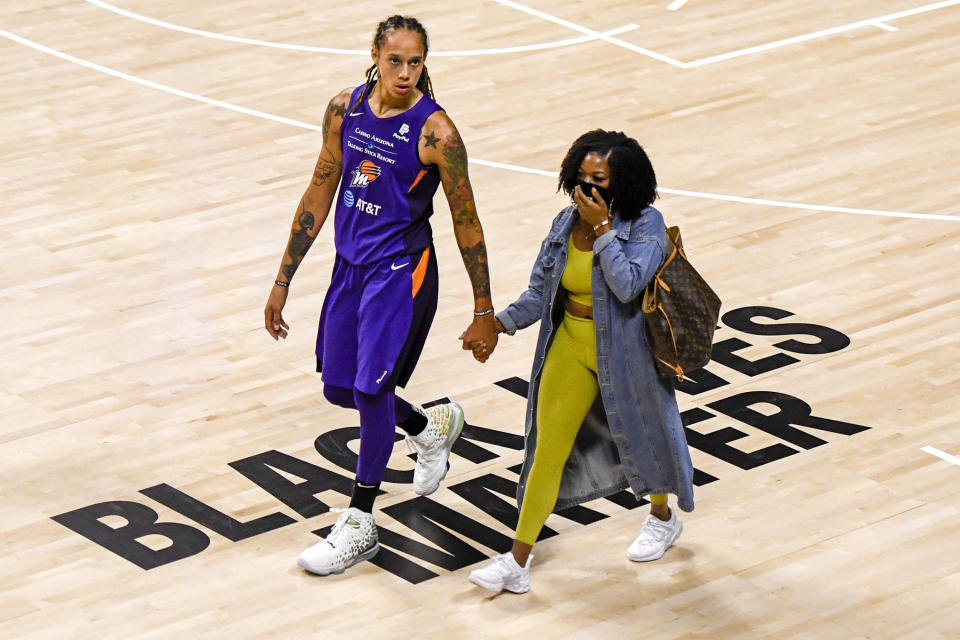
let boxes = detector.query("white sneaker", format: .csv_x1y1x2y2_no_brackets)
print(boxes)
406,402,464,496
468,552,532,594
297,507,379,575
627,507,682,562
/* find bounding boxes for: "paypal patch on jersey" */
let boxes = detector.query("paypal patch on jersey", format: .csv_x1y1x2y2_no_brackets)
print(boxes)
334,85,443,265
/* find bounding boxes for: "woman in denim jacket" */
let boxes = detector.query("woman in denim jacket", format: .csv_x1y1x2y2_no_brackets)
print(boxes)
467,130,695,594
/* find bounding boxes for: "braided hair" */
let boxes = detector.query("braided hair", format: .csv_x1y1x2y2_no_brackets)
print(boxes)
558,129,659,221
347,15,434,116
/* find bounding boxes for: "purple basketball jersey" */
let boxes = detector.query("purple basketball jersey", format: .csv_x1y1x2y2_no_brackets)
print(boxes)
335,85,443,265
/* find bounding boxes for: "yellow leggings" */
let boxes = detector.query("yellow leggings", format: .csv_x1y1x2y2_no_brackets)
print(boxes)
515,312,666,545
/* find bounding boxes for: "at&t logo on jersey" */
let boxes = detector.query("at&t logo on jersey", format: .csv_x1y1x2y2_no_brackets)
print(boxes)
354,197,382,216
350,160,381,188
342,190,355,207
393,123,410,143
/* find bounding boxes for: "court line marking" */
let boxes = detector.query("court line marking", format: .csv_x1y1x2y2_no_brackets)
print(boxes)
682,0,959,67
492,0,960,68
83,0,638,57
654,188,958,221
2,27,956,223
667,0,689,10
489,0,688,67
921,446,960,467
0,27,326,130
85,0,960,68
472,159,959,221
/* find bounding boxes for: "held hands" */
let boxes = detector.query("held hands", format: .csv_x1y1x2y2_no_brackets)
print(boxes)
264,284,290,340
459,313,500,363
573,185,611,231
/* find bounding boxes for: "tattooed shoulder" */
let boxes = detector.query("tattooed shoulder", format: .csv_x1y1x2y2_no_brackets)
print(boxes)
421,130,440,149
322,91,352,141
441,129,468,171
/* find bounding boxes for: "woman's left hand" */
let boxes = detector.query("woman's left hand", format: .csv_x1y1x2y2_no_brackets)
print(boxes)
573,185,611,230
459,314,498,363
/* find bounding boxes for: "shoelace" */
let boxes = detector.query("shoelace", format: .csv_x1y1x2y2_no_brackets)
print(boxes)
406,442,443,466
643,516,673,541
493,553,516,574
325,508,354,547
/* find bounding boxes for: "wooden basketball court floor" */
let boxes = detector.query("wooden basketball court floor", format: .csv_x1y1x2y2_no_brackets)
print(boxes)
2,1,959,638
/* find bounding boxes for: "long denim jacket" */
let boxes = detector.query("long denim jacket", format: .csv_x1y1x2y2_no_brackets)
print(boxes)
497,205,695,512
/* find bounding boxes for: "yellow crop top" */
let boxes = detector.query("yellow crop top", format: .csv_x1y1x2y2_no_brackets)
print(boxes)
561,233,593,307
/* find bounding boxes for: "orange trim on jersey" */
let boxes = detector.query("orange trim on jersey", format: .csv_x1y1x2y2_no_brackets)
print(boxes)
407,169,428,193
411,247,430,298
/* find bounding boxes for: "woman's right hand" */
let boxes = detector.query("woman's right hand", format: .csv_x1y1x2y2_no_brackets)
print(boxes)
573,184,611,231
264,285,290,340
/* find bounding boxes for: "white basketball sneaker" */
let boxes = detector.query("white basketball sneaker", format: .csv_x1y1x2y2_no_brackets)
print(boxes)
627,507,683,562
406,402,465,496
468,552,532,594
297,507,379,575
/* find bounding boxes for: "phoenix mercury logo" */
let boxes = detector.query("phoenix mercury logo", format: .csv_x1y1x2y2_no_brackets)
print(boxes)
350,160,382,188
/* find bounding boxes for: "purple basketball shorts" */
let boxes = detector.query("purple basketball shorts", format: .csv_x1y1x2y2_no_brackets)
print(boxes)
316,246,438,394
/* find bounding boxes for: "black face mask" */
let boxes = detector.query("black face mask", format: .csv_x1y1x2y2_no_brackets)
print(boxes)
575,179,612,205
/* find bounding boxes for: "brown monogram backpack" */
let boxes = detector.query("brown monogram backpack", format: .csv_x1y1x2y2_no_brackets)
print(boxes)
642,226,721,381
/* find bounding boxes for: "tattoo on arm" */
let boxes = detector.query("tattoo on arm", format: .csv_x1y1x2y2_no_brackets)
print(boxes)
312,153,341,188
442,131,482,233
321,102,333,143
282,207,317,280
321,98,347,143
459,242,491,300
316,98,346,187
439,128,490,299
422,130,439,148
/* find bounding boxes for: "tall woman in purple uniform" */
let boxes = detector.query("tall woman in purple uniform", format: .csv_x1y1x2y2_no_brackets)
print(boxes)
263,15,498,576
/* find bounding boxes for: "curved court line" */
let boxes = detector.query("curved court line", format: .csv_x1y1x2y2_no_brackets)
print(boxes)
655,187,959,222
0,27,326,130
494,0,960,68
683,0,960,68
84,0,638,57
469,159,959,221
89,0,960,69
490,0,687,67
2,27,956,223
